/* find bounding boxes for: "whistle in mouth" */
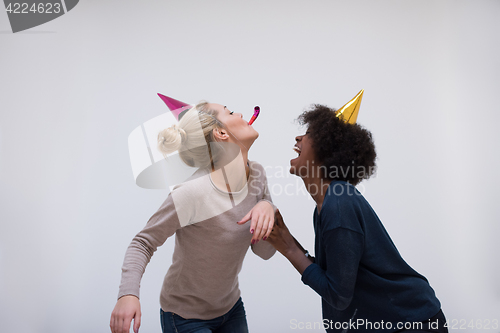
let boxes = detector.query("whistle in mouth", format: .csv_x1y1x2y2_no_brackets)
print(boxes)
248,106,260,125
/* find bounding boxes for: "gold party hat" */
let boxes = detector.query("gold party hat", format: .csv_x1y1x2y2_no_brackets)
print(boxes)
336,89,364,124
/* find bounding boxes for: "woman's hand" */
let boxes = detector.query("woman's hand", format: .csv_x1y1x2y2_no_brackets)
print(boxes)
110,295,141,333
267,209,313,274
266,209,298,255
237,200,274,244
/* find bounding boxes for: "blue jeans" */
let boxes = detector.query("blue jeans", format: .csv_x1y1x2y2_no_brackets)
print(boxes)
160,297,249,333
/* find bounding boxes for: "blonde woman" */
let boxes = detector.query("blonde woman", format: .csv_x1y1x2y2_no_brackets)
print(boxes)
110,102,275,333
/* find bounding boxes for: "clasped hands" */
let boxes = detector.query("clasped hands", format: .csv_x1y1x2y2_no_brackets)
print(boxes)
237,201,295,251
266,209,302,256
237,203,308,264
267,210,314,274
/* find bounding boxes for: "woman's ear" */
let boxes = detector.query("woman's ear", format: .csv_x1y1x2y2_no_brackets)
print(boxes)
213,127,229,141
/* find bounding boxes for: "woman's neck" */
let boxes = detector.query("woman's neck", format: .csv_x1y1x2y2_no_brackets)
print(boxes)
301,175,331,213
210,149,250,193
240,150,250,178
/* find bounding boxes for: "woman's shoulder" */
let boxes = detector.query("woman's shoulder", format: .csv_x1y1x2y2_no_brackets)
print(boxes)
171,169,212,197
248,160,267,178
321,181,369,230
248,160,263,169
326,181,364,204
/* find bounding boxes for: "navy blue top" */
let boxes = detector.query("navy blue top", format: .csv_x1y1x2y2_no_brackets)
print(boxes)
301,181,441,332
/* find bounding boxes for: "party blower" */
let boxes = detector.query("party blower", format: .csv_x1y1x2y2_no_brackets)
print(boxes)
248,106,260,125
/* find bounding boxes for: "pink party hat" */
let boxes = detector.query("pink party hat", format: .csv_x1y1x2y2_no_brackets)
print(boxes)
157,93,192,121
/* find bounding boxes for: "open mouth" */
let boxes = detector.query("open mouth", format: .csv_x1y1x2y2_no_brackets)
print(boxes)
293,146,301,156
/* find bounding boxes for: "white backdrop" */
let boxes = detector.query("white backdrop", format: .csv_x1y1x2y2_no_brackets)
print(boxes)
1,1,499,332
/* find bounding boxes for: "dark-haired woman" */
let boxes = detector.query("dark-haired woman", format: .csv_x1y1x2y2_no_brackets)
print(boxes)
267,104,447,333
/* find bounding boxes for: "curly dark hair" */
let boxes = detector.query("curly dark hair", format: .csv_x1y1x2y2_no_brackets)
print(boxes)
297,104,377,185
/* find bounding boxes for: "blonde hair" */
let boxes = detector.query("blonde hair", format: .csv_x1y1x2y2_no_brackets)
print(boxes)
157,101,223,167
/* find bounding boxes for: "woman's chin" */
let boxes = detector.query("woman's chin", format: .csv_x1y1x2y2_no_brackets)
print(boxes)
248,132,259,145
289,157,299,174
245,137,257,151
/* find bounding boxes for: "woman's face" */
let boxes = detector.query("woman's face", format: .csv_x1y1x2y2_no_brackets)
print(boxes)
209,103,259,150
290,129,318,178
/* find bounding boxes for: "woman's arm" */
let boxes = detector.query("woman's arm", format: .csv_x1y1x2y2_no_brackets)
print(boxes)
250,237,276,260
301,194,364,311
266,210,313,274
117,194,181,299
292,235,314,262
111,194,181,333
238,163,277,246
238,200,277,259
267,209,363,311
237,200,274,244
301,228,363,310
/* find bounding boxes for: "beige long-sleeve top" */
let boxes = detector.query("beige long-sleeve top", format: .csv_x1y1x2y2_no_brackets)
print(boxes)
118,161,276,319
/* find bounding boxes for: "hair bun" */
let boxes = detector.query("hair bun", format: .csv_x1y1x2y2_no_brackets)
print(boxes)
173,124,187,143
157,124,187,155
